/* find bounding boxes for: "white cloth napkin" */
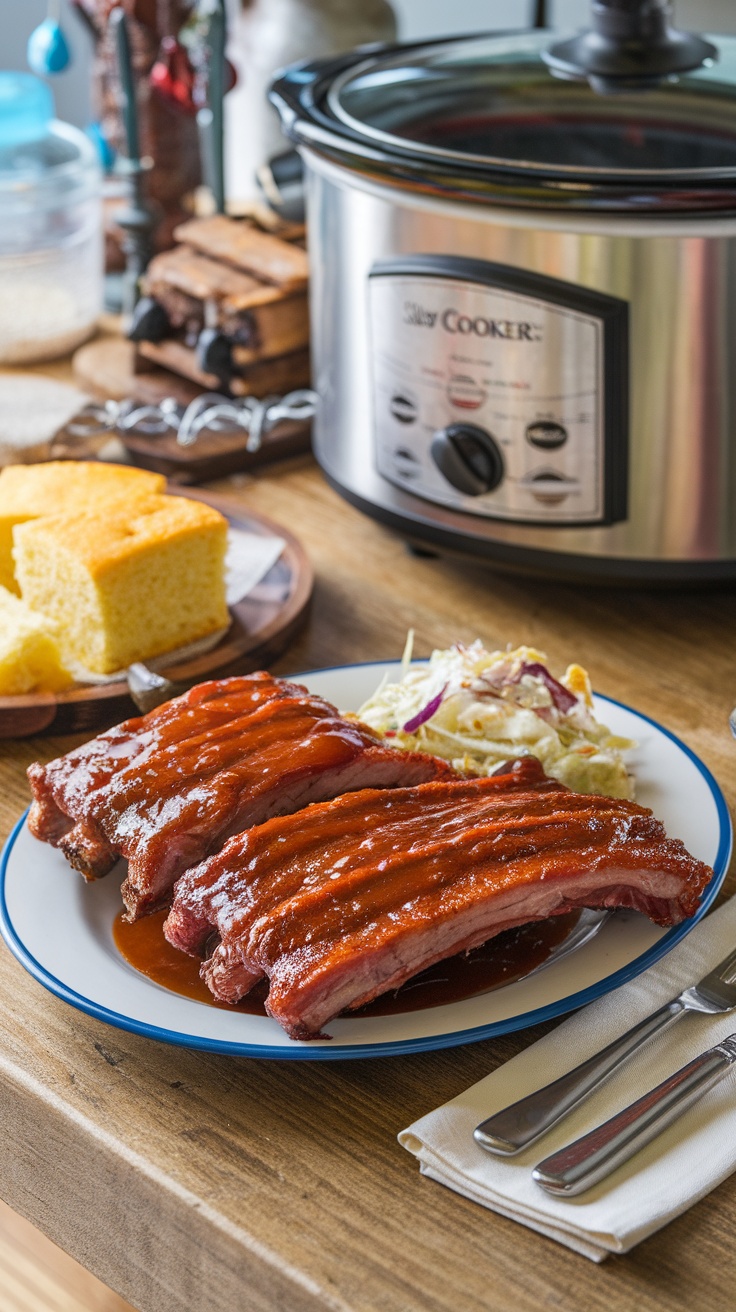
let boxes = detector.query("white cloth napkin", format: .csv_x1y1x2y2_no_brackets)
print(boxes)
224,529,285,608
399,896,736,1262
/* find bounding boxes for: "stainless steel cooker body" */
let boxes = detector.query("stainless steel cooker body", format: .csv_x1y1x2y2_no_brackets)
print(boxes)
271,27,736,581
305,150,736,581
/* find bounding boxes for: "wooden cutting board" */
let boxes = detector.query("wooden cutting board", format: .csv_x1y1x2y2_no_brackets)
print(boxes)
71,337,313,483
0,487,312,739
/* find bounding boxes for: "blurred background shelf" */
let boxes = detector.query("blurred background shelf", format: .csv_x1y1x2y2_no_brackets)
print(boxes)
4,1,734,141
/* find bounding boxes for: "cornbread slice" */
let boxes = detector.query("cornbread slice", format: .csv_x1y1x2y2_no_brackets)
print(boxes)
0,461,166,592
13,495,229,675
0,585,71,694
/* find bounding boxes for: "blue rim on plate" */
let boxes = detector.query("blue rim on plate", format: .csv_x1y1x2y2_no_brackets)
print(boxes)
0,683,731,1061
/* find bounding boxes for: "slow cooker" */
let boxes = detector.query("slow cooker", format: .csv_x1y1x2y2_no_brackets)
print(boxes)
271,1,736,583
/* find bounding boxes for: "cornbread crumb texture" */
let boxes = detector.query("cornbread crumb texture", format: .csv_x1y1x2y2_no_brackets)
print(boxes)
14,495,229,675
0,461,166,592
0,586,71,694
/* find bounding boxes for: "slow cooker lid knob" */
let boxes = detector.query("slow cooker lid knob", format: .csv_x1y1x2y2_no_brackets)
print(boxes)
543,0,718,93
430,424,504,497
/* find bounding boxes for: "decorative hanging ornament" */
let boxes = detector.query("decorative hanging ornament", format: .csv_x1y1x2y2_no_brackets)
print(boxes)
150,34,199,113
85,120,116,171
150,0,236,116
223,55,238,96
27,2,72,76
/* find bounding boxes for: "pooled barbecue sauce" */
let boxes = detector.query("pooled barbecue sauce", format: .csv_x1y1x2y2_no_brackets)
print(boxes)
114,911,263,1013
113,909,579,1017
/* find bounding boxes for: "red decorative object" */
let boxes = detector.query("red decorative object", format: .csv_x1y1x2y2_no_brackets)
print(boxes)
150,34,198,113
224,55,238,95
150,35,237,116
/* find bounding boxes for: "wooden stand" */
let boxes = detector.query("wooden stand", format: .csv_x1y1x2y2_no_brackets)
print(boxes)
71,337,312,484
0,490,313,738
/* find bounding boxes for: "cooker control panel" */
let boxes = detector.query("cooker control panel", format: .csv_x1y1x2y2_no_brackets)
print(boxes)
368,256,629,527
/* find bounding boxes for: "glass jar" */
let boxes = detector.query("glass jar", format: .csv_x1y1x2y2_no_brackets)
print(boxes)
0,72,103,364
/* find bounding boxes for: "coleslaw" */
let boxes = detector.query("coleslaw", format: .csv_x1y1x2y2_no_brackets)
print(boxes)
357,637,635,799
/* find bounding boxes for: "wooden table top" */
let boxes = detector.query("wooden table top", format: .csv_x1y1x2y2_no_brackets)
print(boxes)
1,450,736,1312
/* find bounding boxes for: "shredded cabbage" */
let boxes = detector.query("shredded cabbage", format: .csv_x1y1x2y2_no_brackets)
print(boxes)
357,640,635,799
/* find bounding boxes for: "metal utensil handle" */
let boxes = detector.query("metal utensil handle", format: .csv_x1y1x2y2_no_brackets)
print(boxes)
532,1039,736,1197
207,0,226,215
474,998,685,1155
110,7,140,167
126,662,176,715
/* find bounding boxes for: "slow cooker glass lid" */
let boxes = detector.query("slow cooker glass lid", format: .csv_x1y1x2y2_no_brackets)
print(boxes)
329,31,736,178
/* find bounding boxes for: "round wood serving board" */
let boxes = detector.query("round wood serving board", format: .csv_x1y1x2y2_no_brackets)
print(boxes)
0,488,313,739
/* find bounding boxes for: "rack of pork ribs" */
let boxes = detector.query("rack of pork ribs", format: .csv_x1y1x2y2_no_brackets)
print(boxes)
28,673,713,1041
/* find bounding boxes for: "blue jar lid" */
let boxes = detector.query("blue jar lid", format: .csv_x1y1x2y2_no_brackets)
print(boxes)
0,72,53,149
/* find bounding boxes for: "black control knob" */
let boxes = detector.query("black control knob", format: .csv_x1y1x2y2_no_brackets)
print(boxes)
196,327,233,382
430,424,504,497
526,420,568,451
127,296,170,343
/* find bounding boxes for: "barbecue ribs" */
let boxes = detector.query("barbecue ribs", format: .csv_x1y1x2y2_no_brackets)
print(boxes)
164,756,713,1039
27,673,453,919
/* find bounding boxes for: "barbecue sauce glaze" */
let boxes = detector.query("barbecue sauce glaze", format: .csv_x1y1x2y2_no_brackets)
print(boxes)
113,909,579,1016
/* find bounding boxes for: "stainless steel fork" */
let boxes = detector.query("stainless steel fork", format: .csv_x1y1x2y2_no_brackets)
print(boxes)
474,942,736,1156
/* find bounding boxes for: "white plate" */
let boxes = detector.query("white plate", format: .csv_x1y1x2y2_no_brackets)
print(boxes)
0,663,731,1060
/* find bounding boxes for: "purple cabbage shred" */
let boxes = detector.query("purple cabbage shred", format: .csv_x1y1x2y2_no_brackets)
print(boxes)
402,684,447,733
516,662,577,714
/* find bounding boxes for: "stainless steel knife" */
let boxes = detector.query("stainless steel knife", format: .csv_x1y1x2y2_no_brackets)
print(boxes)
532,1033,736,1197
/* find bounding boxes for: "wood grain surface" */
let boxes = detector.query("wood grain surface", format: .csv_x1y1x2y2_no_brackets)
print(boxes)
0,1199,132,1312
1,453,735,1312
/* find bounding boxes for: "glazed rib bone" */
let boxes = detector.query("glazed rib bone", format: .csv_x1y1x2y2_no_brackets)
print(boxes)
165,757,712,1039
